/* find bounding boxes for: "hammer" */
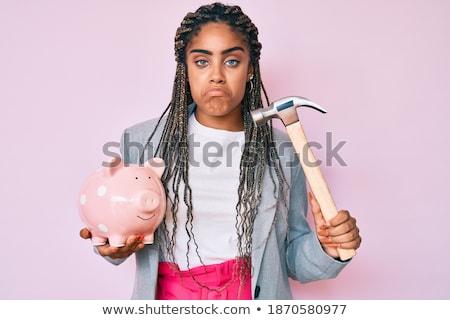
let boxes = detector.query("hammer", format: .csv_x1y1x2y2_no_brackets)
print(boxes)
251,96,356,260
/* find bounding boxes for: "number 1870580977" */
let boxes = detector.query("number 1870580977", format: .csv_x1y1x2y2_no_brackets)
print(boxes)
267,304,346,315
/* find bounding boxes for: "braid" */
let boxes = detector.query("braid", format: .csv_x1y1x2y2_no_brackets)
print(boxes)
146,2,287,292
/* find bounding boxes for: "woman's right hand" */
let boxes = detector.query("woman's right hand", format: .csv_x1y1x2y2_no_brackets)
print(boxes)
79,228,145,260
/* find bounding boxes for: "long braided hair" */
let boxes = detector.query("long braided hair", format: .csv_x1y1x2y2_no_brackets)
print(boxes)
144,2,287,291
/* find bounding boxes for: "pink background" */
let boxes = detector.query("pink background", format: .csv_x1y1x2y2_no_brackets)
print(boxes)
1,0,449,299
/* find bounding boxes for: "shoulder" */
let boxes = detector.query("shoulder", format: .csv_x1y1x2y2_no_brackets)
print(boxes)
271,126,296,163
271,125,290,143
123,117,166,143
270,126,304,183
120,116,167,164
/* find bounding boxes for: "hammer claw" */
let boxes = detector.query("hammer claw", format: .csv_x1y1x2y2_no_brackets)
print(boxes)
271,96,327,114
251,96,327,127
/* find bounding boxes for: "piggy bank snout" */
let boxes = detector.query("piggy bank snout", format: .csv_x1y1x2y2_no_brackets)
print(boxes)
136,190,160,212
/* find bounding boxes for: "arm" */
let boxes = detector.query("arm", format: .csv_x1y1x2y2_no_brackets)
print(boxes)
285,163,350,283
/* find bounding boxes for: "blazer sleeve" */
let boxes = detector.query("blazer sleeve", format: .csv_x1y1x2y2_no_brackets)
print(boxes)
285,158,349,283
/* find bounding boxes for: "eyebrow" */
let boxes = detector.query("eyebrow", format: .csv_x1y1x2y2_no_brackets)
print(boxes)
189,46,245,55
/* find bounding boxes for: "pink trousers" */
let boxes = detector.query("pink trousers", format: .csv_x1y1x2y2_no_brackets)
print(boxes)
156,259,252,300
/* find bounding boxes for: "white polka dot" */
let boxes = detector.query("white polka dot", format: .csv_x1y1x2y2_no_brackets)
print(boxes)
97,185,106,196
98,223,108,233
80,194,86,205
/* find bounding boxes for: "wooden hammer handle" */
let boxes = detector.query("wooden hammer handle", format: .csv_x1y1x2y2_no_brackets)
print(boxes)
286,122,356,260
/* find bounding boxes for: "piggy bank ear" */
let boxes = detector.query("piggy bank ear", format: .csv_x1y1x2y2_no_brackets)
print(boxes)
103,157,123,177
145,157,165,178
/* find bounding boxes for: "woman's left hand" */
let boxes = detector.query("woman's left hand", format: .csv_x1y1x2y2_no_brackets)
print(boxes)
309,192,362,259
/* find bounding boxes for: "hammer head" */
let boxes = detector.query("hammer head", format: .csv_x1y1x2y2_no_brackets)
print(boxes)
251,96,326,127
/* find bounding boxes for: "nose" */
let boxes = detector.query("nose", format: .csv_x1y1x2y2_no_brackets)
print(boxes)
136,190,160,212
210,63,225,84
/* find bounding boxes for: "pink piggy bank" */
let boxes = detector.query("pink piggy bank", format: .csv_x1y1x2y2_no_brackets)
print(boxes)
78,157,166,247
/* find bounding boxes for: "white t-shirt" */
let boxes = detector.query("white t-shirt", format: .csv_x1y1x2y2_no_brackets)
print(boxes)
163,113,245,270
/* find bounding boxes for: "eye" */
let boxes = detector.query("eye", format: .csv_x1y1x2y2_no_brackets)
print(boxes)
225,59,240,67
135,177,138,179
148,176,151,179
195,59,208,67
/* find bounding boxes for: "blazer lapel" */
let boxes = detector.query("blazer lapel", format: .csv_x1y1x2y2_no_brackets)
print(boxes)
251,167,278,282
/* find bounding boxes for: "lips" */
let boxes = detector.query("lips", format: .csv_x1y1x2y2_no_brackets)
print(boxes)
205,88,227,97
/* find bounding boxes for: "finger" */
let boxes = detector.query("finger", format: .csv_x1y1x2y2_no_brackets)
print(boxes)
319,239,340,249
97,244,120,257
102,235,145,258
328,210,351,227
123,235,145,252
308,192,326,228
321,225,360,248
326,227,359,243
79,228,91,239
327,214,357,239
328,219,357,237
330,234,362,250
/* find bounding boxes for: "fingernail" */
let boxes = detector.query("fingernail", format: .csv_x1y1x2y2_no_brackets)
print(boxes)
317,230,329,237
320,237,333,244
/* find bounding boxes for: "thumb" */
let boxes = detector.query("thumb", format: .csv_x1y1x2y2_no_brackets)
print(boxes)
79,228,92,240
308,192,326,230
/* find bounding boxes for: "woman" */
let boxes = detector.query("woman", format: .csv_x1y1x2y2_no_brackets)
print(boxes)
80,2,361,300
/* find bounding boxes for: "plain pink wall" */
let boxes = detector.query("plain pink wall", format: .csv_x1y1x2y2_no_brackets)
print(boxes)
1,0,449,299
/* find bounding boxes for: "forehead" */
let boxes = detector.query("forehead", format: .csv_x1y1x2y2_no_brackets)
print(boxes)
186,22,248,51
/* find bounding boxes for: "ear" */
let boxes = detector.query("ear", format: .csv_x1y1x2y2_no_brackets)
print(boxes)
145,157,165,178
247,65,254,82
104,157,122,177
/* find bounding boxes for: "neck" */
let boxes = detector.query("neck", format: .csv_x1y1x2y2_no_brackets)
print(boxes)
194,109,244,132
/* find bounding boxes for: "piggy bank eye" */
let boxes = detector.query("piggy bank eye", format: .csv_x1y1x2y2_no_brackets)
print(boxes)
148,176,151,179
135,177,138,179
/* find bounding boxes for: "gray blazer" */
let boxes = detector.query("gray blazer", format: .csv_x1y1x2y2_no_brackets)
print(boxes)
113,108,349,300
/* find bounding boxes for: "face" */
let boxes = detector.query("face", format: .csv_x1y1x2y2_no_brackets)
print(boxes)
185,22,253,131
